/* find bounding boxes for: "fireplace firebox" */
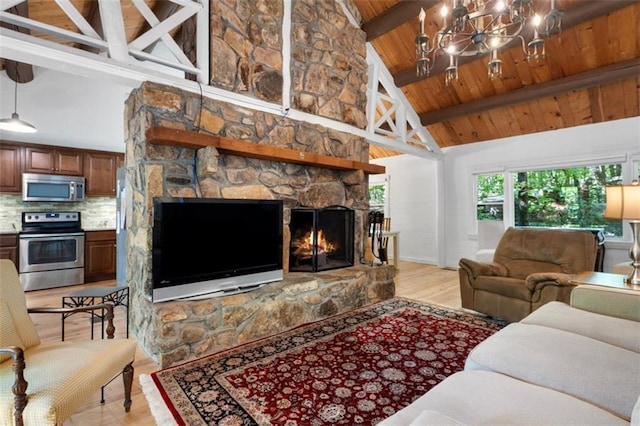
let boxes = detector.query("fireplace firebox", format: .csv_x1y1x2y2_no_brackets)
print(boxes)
289,206,354,272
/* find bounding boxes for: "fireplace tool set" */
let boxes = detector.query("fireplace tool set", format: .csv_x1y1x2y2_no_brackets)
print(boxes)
368,210,388,265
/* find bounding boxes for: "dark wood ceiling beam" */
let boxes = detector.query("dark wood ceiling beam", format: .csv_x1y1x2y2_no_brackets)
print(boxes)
418,57,640,124
363,0,441,41
393,0,638,87
1,2,33,83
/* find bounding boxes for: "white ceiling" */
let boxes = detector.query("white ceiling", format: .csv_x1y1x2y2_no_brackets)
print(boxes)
0,67,131,153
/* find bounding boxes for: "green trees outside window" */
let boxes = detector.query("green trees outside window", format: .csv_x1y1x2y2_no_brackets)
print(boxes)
369,184,386,213
477,164,623,237
477,174,504,220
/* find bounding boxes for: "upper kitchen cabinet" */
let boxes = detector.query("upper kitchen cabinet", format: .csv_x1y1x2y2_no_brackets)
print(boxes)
24,145,84,176
84,151,124,196
0,142,23,193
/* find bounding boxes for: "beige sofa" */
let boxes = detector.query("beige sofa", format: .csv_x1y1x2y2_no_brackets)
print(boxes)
380,285,640,425
459,227,598,322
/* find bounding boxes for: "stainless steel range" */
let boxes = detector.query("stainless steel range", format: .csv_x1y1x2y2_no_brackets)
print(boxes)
19,211,85,291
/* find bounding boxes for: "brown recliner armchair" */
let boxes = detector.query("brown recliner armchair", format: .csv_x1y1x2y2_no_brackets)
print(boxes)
459,227,598,322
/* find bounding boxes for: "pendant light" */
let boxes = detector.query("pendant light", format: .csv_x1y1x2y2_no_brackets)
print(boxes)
0,81,37,133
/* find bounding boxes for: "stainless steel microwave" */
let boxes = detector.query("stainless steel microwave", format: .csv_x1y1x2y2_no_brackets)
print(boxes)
22,173,86,202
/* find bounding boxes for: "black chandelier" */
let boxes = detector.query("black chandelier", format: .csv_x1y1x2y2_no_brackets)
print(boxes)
416,0,564,84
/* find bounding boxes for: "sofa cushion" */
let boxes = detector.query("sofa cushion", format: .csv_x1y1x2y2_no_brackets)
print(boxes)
379,371,628,426
408,410,465,426
633,394,640,426
465,323,640,421
522,301,640,353
503,259,565,280
493,227,597,277
473,276,532,301
0,338,136,425
571,285,640,322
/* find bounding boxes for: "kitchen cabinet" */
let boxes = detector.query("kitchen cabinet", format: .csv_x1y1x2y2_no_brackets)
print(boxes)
85,230,116,282
24,145,84,176
0,142,23,193
84,152,124,196
0,234,18,267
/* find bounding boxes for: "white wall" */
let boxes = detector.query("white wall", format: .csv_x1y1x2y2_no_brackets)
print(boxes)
373,117,640,271
4,66,640,272
0,67,130,153
371,154,439,264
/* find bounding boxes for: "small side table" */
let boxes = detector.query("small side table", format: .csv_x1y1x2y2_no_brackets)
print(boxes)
62,286,129,340
569,271,640,291
380,230,400,268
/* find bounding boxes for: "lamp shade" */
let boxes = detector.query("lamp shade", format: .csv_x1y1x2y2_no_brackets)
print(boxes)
0,112,37,133
0,81,37,133
604,183,640,220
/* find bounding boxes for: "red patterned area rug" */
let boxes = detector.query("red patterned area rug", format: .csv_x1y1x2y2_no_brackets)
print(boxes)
140,297,507,425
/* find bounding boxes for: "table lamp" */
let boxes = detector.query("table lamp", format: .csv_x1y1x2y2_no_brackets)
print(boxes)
604,180,640,285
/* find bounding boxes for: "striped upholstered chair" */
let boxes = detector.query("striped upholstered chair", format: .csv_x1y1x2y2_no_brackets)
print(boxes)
0,259,137,426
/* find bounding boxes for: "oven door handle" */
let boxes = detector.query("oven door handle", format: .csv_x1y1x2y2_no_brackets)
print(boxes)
19,232,85,240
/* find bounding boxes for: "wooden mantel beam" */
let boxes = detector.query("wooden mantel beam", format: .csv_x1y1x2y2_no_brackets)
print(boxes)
146,127,386,175
418,57,640,125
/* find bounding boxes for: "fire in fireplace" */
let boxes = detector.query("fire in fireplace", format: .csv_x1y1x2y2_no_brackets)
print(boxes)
289,206,354,272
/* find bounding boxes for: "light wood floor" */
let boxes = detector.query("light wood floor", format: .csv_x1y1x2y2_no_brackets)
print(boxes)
23,261,460,425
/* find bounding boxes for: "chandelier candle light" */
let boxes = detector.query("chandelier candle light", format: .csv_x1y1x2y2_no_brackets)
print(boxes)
415,0,564,84
604,180,640,285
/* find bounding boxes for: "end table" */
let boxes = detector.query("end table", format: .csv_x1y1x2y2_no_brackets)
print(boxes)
62,286,129,340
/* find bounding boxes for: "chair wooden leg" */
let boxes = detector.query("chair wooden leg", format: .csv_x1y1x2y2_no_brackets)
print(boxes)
122,362,134,413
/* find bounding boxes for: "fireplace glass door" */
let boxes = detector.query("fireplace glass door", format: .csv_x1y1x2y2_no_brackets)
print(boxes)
289,206,354,272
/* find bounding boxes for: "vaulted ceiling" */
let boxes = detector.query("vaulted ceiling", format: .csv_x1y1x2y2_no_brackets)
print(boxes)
2,1,639,160
357,0,640,158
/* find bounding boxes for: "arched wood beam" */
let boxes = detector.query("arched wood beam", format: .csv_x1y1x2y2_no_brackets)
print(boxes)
418,57,640,124
391,0,638,87
1,1,33,83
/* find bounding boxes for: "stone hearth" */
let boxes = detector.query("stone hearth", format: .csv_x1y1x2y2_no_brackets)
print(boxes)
154,266,395,367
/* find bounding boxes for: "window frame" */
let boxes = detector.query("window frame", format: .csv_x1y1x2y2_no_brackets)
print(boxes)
368,174,390,217
472,154,633,242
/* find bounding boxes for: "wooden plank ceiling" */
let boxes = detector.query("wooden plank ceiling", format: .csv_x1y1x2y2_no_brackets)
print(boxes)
2,1,639,160
358,0,640,158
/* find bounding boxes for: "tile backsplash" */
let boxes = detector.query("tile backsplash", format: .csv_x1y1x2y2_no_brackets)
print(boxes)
0,195,116,233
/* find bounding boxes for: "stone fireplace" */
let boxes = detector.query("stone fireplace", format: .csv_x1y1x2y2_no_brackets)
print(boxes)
122,0,395,368
289,206,355,272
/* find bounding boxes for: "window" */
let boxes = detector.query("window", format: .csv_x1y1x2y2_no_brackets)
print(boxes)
368,175,389,216
512,164,622,237
474,163,625,238
476,173,504,221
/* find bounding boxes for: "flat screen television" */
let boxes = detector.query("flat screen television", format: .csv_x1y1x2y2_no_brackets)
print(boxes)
152,197,283,302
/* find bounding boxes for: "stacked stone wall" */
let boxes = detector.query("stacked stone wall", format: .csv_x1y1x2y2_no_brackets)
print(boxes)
123,0,395,367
